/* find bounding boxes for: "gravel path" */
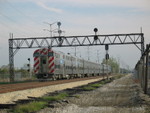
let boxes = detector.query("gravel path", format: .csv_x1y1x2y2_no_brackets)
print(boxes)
38,74,150,113
0,78,102,104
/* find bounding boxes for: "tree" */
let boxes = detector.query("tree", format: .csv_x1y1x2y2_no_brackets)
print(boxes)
102,57,119,73
0,65,9,73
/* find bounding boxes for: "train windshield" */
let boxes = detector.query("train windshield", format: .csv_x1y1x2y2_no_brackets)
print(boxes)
33,52,40,57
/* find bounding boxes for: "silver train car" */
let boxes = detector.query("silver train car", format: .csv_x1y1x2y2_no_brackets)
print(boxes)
33,48,111,80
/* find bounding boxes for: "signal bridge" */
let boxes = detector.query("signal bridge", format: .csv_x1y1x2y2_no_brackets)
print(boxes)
9,29,145,82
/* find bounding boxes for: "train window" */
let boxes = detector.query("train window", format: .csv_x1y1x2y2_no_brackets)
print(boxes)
55,65,60,69
48,52,53,56
56,53,58,58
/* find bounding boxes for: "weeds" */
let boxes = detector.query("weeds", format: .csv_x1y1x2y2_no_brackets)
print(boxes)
10,76,121,113
11,92,69,113
82,77,114,91
12,101,47,113
83,86,96,91
42,92,69,101
90,83,102,88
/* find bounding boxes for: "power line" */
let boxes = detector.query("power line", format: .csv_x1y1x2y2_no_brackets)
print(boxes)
0,1,46,37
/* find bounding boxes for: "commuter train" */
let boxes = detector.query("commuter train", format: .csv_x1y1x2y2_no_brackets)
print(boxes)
33,48,111,80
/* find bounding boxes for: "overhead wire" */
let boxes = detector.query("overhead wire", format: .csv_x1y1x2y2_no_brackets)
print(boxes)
0,0,47,37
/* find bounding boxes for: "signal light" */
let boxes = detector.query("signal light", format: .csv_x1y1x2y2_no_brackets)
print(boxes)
94,28,98,33
94,35,98,40
105,53,109,60
94,28,98,40
58,37,62,42
28,58,30,61
105,44,109,50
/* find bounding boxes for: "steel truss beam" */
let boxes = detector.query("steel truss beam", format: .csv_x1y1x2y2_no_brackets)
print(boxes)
8,33,145,82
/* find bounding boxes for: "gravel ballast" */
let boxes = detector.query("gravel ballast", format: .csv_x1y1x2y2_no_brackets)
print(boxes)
37,74,150,113
0,78,102,104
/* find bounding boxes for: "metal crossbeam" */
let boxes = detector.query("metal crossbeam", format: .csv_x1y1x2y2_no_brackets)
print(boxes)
10,33,144,50
8,33,145,82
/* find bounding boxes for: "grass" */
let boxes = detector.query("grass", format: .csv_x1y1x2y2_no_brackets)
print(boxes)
42,92,69,101
10,77,117,113
82,78,114,91
11,92,69,113
12,101,47,113
100,81,105,84
114,74,125,79
90,83,102,88
0,80,36,85
83,86,96,91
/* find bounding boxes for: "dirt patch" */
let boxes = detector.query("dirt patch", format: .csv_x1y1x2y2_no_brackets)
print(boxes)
38,75,150,113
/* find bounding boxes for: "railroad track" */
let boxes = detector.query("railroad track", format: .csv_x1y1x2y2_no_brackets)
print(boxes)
0,76,106,94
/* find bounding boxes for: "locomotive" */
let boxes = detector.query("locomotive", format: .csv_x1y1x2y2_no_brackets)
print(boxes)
33,48,111,80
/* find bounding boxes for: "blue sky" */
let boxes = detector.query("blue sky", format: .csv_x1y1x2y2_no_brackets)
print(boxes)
0,0,150,69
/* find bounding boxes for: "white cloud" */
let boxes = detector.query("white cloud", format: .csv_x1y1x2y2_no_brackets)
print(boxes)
11,0,150,12
27,0,144,9
36,1,63,13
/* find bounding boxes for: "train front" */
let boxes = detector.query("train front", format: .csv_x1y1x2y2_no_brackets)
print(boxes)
33,48,55,79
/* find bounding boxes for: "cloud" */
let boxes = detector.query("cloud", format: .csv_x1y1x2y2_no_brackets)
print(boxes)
48,0,150,11
11,0,150,12
36,1,63,13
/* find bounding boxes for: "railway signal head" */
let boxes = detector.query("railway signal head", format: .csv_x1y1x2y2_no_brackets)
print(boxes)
27,69,30,72
57,22,61,27
105,53,109,60
105,44,109,50
94,28,98,33
27,64,30,67
94,35,98,40
28,58,30,61
94,28,98,40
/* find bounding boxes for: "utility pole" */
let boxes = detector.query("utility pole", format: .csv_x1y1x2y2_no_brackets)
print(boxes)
43,21,60,37
105,44,109,79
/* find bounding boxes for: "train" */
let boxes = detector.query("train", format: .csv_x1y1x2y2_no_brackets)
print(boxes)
33,48,111,80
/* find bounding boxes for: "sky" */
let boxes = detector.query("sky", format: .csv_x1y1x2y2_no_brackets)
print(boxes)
0,0,150,69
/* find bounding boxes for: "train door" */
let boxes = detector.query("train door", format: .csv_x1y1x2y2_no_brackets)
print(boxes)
63,55,66,76
60,54,65,76
40,56,48,73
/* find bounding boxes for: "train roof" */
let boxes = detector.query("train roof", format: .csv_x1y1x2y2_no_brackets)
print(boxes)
33,48,105,65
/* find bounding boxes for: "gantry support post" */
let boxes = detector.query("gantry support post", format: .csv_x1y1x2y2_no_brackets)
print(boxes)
144,44,149,94
141,33,145,55
9,38,15,82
